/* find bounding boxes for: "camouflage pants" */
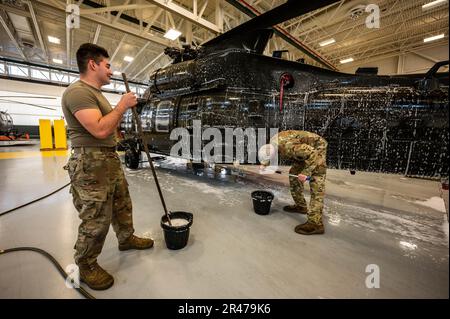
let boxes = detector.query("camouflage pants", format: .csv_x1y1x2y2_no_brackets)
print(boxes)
64,150,134,266
289,158,327,226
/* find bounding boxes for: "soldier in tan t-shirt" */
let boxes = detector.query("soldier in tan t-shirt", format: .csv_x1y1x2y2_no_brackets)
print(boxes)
62,43,154,291
62,80,116,147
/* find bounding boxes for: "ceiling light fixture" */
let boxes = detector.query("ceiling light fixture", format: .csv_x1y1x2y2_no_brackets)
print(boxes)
422,0,447,10
340,57,354,64
52,58,63,64
123,56,134,62
319,38,336,47
164,28,182,41
423,34,445,42
48,36,60,44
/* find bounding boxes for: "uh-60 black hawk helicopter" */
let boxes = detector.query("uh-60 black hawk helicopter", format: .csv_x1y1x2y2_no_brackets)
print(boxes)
119,0,449,179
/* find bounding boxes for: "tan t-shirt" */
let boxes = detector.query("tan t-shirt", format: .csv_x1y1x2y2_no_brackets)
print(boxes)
62,80,116,147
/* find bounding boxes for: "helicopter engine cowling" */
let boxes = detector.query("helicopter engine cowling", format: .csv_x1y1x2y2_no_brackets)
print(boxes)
150,60,196,95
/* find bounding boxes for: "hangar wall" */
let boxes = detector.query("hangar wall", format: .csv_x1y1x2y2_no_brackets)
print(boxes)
0,78,123,136
339,44,449,75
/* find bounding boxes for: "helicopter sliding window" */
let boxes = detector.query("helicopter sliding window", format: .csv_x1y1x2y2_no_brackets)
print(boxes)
178,96,199,128
200,95,240,127
155,100,172,132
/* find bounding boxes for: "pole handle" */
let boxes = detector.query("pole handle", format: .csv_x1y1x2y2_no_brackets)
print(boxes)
121,73,171,225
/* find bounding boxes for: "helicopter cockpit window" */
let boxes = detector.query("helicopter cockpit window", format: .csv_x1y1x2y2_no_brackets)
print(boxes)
155,100,172,132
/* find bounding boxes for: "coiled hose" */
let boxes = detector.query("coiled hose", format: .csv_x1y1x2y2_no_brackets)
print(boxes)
0,182,96,299
0,247,95,299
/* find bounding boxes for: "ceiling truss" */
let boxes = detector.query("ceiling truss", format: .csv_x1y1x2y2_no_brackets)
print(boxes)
0,0,447,83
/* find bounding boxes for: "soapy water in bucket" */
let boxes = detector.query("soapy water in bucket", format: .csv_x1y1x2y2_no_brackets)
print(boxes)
164,218,190,227
161,212,193,250
252,190,274,202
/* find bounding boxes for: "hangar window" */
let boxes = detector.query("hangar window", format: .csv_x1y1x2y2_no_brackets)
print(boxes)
116,84,126,93
50,71,68,83
0,63,4,74
8,65,28,77
31,68,50,80
104,83,114,90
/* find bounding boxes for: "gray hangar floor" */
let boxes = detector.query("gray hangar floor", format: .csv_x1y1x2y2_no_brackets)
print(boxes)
0,144,448,298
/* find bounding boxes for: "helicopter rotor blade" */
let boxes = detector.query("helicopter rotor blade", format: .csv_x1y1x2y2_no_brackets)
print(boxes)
204,0,340,47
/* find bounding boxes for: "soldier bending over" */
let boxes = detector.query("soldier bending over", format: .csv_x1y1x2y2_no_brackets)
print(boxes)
260,130,328,235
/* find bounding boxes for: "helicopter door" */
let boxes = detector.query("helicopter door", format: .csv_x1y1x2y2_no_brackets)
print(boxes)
151,99,176,153
278,94,307,130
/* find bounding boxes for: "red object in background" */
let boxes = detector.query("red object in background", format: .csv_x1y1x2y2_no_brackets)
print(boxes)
442,182,449,190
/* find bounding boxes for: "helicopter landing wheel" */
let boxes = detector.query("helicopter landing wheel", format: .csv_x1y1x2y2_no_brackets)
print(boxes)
125,149,140,169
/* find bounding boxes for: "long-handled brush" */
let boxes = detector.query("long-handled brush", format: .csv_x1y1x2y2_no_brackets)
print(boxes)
121,73,172,226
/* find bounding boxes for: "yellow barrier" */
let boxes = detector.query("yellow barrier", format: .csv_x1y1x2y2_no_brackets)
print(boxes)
38,119,53,150
53,119,67,150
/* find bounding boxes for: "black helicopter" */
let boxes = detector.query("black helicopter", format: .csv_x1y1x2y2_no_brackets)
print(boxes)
120,0,449,179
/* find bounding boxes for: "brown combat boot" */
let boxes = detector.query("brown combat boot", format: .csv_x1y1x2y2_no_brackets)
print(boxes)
283,205,308,214
294,221,325,235
119,235,154,251
79,262,114,290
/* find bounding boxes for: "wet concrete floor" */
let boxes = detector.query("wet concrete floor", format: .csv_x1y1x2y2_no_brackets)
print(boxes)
0,145,448,298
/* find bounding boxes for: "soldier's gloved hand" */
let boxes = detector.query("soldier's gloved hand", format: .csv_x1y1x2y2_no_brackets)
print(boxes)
297,174,311,183
259,159,270,171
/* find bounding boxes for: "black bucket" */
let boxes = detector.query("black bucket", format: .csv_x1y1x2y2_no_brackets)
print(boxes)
160,211,193,250
251,190,274,215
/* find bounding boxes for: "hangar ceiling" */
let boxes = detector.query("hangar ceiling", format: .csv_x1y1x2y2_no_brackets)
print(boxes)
0,0,448,83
